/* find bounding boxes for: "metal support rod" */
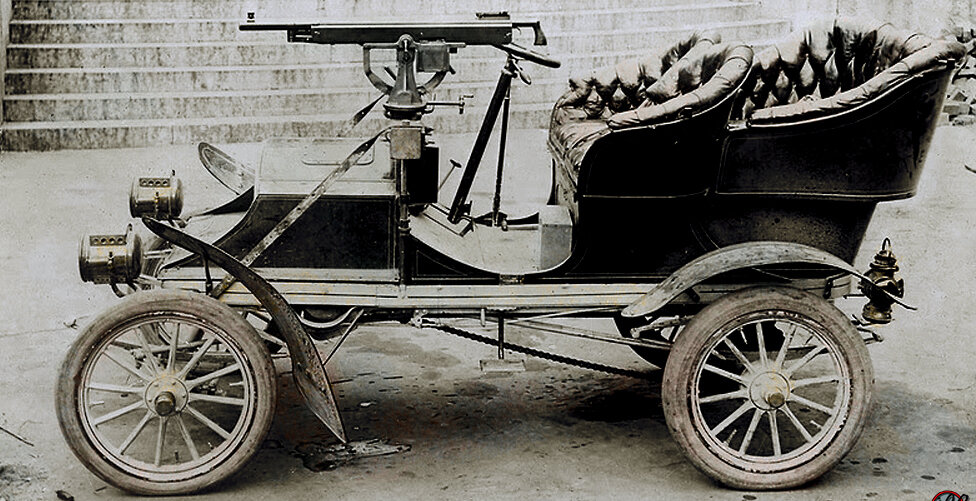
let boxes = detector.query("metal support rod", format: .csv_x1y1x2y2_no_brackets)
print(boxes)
324,309,365,364
396,158,408,285
448,61,515,223
454,315,674,351
497,315,506,360
491,71,512,227
515,319,673,351
505,307,618,325
202,254,213,294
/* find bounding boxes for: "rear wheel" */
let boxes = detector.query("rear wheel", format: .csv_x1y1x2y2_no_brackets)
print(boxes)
661,286,873,489
56,290,277,495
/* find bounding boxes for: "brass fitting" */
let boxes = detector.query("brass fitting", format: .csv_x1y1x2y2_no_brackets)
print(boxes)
859,238,905,324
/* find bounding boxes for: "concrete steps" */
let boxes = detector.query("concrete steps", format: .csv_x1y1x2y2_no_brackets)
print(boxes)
9,4,766,43
0,103,552,151
10,0,710,20
7,19,786,69
2,79,569,121
2,0,791,150
3,48,682,95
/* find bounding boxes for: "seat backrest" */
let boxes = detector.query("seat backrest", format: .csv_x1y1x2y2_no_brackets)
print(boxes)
551,32,753,129
738,18,965,123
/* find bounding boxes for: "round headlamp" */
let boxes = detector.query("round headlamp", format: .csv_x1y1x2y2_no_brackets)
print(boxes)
79,224,143,284
129,174,183,219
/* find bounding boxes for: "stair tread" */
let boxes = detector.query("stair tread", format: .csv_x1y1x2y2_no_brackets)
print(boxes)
0,102,552,129
10,2,761,23
2,78,565,101
5,36,781,75
523,0,760,15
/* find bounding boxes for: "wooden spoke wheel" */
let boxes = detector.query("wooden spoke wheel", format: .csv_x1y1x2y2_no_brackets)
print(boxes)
56,290,276,495
661,286,873,489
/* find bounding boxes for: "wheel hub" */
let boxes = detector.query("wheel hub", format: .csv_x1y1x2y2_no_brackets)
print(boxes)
748,372,791,410
144,377,188,416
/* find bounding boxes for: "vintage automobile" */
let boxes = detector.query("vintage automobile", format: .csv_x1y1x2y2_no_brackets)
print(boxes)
57,15,964,495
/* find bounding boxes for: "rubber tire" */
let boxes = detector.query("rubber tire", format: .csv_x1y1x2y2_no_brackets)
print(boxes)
661,286,874,490
56,289,277,496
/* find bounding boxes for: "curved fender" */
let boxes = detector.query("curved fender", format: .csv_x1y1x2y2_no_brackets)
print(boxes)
143,217,347,443
621,241,914,318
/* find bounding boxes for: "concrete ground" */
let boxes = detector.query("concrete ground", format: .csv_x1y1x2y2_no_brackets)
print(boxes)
0,126,975,501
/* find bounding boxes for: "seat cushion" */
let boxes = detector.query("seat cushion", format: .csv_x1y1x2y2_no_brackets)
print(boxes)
739,18,965,123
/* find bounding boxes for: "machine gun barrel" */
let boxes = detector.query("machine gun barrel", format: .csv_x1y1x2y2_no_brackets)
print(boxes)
239,19,548,46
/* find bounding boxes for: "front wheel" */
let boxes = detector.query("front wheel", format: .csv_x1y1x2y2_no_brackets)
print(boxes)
56,290,277,495
661,286,873,490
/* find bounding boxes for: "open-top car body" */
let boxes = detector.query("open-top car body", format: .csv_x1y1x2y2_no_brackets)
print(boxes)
58,15,964,495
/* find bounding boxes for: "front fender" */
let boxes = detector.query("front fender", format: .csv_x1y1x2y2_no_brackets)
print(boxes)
621,241,912,318
142,217,347,443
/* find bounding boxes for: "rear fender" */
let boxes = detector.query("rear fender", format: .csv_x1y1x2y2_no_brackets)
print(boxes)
621,241,913,318
142,217,347,443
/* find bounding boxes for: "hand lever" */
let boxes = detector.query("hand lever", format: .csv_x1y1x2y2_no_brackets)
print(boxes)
510,60,531,85
427,94,473,114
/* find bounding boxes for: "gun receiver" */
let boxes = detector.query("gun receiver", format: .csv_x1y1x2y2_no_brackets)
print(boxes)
239,19,549,46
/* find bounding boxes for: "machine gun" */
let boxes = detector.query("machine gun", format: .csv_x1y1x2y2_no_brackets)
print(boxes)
241,15,561,225
241,15,559,120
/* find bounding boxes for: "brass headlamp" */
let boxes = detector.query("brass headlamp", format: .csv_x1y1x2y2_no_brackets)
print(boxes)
78,224,142,284
129,174,183,219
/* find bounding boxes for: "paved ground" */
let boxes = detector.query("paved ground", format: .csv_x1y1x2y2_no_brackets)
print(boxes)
0,126,975,501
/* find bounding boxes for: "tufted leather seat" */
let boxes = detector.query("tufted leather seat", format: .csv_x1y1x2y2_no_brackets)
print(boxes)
548,32,753,174
738,18,965,123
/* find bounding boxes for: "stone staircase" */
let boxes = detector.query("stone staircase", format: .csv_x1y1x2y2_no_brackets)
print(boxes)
2,0,790,150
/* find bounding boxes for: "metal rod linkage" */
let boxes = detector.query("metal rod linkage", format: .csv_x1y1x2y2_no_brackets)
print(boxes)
324,309,366,364
516,319,673,351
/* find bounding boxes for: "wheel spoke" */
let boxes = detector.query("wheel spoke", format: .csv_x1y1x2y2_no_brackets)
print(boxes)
149,322,171,344
177,334,218,379
117,411,154,455
87,382,144,394
738,408,763,455
722,338,755,374
102,349,151,382
154,417,168,466
792,374,841,388
136,327,162,376
789,393,835,415
92,400,145,427
167,323,180,373
176,415,200,460
189,393,246,406
184,405,231,440
186,363,241,390
702,363,746,385
768,410,782,456
773,325,798,370
699,389,748,404
785,345,827,377
756,323,769,368
710,401,754,437
781,403,813,442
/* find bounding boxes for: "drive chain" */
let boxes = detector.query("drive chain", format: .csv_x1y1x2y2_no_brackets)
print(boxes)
422,320,657,380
